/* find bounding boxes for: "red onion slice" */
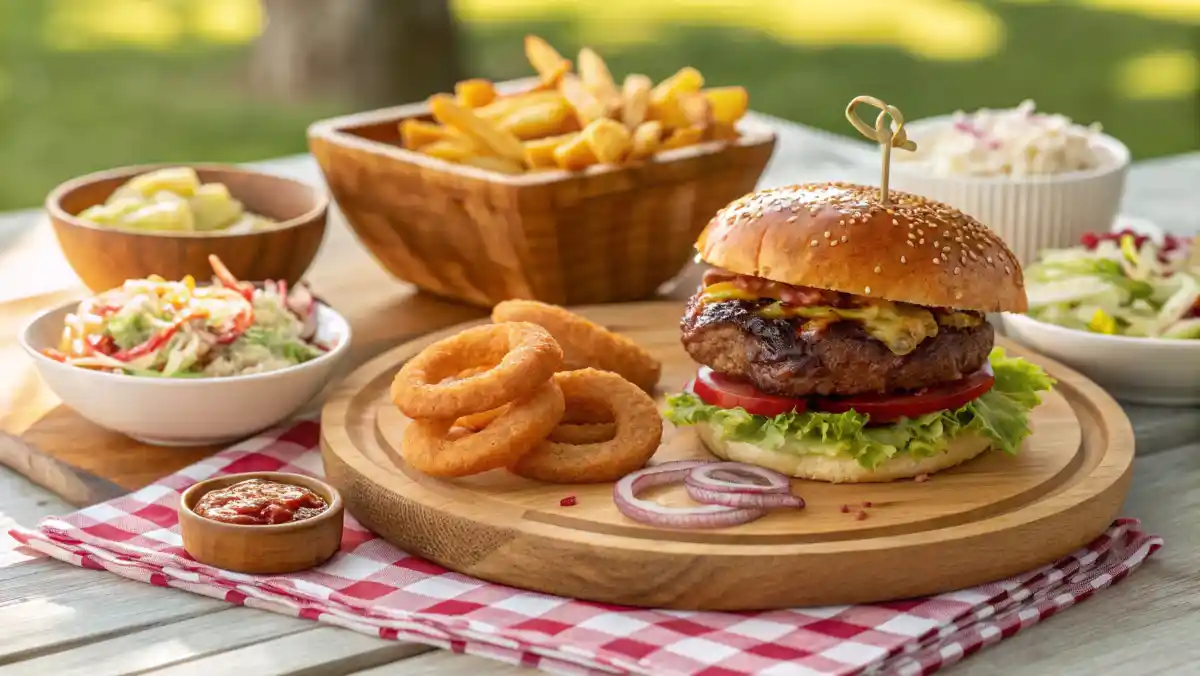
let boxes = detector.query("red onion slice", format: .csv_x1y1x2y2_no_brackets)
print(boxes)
613,462,765,529
685,483,805,509
685,462,791,495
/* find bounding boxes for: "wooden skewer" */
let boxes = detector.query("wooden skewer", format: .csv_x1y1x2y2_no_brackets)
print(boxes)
845,95,917,205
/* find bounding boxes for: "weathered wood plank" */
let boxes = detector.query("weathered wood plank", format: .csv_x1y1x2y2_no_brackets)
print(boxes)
352,652,529,676
1,609,314,676
144,627,432,676
0,570,226,666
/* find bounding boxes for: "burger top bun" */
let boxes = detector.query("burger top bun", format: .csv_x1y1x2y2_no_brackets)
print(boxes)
695,182,1028,313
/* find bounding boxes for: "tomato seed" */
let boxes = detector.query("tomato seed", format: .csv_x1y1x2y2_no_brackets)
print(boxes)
559,496,577,507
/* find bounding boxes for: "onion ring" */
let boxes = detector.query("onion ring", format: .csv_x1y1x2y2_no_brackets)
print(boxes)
492,300,662,393
686,462,792,494
613,461,766,528
401,379,564,477
509,369,663,483
546,422,616,444
391,322,562,419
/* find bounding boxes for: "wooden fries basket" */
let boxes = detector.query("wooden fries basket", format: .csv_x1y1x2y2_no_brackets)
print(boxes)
308,86,775,307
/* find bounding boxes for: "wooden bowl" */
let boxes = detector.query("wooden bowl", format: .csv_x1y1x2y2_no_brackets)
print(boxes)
308,82,776,307
178,471,344,574
47,164,329,292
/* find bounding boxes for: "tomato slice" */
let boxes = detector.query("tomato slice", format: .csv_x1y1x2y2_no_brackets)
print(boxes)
813,363,995,423
690,366,808,417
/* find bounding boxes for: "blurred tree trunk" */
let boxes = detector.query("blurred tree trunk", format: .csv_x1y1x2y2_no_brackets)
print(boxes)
249,0,462,107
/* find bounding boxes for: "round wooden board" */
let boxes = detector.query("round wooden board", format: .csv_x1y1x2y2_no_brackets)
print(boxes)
320,301,1135,611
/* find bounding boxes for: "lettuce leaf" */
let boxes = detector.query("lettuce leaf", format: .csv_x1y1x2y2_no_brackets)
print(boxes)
663,348,1055,469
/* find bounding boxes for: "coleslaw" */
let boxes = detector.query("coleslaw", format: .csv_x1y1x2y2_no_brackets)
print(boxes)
1024,231,1200,339
898,100,1109,177
43,255,328,377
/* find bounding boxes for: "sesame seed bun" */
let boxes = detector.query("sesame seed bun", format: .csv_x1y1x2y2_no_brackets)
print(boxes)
696,182,1028,313
694,421,993,483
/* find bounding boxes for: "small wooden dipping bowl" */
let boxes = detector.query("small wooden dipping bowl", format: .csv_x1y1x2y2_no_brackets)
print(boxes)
46,163,328,292
179,471,344,575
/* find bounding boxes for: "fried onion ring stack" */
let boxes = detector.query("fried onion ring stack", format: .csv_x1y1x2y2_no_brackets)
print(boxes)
390,308,664,483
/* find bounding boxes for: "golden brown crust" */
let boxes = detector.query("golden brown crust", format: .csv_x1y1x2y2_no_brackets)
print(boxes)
696,182,1027,313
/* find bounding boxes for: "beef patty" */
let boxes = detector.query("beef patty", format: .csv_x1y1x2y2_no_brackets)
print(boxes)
681,297,994,397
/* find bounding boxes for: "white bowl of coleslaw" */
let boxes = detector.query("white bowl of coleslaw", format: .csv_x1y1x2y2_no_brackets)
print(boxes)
20,267,352,446
1000,228,1199,405
891,101,1130,267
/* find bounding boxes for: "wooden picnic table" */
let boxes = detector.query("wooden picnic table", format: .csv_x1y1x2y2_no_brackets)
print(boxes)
1,115,1197,675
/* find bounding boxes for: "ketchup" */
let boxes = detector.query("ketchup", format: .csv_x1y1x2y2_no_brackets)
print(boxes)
193,478,328,525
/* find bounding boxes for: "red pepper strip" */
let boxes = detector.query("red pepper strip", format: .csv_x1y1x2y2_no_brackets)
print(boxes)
215,304,255,345
41,348,69,362
111,312,205,362
208,254,254,301
86,334,117,356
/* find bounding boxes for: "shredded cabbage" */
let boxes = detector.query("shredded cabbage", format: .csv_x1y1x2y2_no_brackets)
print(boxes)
1025,235,1199,339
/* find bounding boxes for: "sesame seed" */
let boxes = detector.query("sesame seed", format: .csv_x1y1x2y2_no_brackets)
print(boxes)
909,223,916,229
787,216,798,223
908,232,916,240
900,256,907,263
874,265,881,273
919,238,925,244
1006,266,1012,273
943,231,950,237
810,239,819,247
954,266,961,274
955,291,964,299
918,229,925,236
907,241,914,247
987,256,993,263
942,246,951,252
830,240,839,247
865,286,872,294
841,235,848,243
934,240,940,248
839,220,846,225
932,258,941,265
892,219,899,226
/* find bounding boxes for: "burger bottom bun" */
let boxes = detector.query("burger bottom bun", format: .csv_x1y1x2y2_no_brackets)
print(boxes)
694,422,993,483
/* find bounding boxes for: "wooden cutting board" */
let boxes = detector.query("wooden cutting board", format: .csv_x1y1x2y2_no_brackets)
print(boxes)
321,301,1135,611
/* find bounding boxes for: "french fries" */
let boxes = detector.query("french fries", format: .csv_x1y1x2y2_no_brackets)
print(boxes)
629,121,662,160
579,47,620,110
429,95,525,165
583,118,632,165
621,74,652,129
396,36,750,175
525,35,571,87
456,79,497,108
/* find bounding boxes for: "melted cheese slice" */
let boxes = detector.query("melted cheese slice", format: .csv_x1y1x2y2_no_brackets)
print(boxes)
699,282,980,356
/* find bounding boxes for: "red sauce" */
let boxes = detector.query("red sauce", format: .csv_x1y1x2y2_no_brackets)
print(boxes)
193,478,328,525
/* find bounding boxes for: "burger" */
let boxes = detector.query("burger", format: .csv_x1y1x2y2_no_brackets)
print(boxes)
664,182,1055,483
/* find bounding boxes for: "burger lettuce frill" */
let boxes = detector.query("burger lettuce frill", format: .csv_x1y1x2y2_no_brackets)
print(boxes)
665,348,1055,470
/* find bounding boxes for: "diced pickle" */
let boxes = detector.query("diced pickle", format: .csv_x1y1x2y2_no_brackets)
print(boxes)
120,167,201,199
189,183,244,231
118,200,195,232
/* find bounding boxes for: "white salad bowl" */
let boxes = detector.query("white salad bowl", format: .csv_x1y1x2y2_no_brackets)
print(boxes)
1001,312,1199,405
21,301,352,446
890,115,1131,267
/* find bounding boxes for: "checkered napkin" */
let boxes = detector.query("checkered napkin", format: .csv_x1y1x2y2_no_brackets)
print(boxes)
9,421,1162,676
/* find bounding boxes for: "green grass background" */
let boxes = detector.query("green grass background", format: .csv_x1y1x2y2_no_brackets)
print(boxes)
0,0,1196,211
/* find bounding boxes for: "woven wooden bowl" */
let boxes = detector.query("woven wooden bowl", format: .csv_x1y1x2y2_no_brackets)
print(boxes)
47,163,328,292
308,88,776,307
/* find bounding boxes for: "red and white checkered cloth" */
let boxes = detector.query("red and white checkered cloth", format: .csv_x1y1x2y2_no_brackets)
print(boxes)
9,420,1162,676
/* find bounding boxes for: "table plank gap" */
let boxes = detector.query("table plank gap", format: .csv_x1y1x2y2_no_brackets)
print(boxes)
141,626,434,676
351,651,532,676
0,608,317,676
0,571,227,665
